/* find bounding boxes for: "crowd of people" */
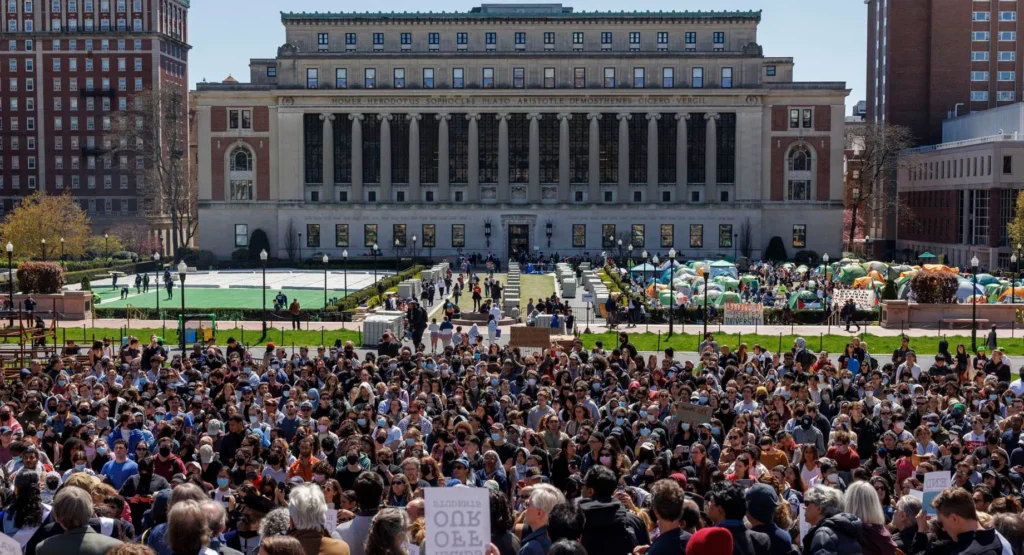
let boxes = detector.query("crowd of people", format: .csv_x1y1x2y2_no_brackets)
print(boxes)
1,272,1024,555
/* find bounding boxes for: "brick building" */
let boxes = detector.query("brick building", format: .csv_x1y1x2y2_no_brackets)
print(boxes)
0,0,190,253
193,4,849,261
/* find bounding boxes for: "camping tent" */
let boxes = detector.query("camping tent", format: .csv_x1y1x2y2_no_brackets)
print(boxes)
708,260,738,279
837,265,867,285
787,290,821,310
712,291,742,307
955,281,985,302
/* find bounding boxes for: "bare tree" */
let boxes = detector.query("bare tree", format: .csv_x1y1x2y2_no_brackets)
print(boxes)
844,122,918,252
109,88,197,261
285,221,298,262
739,218,753,259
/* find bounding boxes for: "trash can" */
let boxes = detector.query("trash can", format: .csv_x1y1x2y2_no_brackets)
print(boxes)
202,328,214,342
184,329,197,344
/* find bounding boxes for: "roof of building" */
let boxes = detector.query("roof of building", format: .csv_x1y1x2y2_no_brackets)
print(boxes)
222,74,239,84
281,7,762,23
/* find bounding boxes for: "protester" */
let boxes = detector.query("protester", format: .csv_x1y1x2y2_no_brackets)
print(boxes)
802,485,863,555
37,487,122,555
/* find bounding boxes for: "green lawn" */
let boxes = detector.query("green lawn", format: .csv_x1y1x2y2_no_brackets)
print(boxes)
13,327,364,349
95,288,349,310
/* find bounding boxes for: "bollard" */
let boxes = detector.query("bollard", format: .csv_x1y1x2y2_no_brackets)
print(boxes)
281,327,285,344
322,326,325,345
738,332,742,348
657,331,661,351
820,332,823,352
778,332,782,353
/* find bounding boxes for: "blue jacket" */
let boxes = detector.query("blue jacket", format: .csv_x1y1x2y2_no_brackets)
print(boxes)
646,528,691,555
518,526,552,555
106,428,147,455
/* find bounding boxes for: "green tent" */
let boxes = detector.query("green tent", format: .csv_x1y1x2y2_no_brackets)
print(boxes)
837,264,868,285
862,261,888,274
787,290,821,310
918,252,937,260
712,291,742,307
712,276,740,291
740,275,760,291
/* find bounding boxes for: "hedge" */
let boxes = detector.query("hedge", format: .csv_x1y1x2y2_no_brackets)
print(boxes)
63,262,139,286
16,262,65,294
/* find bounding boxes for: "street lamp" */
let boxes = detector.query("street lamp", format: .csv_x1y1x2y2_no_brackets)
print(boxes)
642,250,649,297
971,255,980,352
1013,253,1019,306
40,238,46,262
59,237,65,267
822,252,830,332
372,243,379,282
617,239,623,265
1016,243,1023,303
395,239,401,272
153,252,161,319
546,222,553,248
651,255,659,302
342,250,349,300
668,248,676,336
412,235,418,261
178,260,187,355
6,242,13,326
104,233,109,258
322,254,329,309
259,249,268,334
702,261,711,340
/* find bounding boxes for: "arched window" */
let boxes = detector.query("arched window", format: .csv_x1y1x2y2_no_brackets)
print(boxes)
786,144,814,201
228,145,254,200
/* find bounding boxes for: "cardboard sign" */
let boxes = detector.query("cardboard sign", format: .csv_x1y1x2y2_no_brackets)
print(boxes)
832,289,878,311
676,402,714,424
324,509,338,531
923,471,950,516
509,325,551,349
425,487,490,555
798,504,810,544
724,303,764,326
0,533,20,555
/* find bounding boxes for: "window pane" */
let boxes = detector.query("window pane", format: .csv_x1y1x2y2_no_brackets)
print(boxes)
660,224,673,248
602,225,616,249
689,224,703,248
335,224,349,247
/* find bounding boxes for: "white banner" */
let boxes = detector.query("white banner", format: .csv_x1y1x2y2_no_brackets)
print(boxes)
724,303,764,326
832,289,877,311
425,487,491,555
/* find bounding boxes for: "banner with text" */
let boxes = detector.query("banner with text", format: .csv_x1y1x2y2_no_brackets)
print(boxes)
724,303,764,326
832,289,878,311
426,487,491,555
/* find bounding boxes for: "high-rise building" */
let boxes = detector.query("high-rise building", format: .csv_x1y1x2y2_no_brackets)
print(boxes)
0,0,190,252
866,0,1022,145
193,5,849,260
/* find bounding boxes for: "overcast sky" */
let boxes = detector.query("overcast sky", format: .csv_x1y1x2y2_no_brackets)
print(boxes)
188,0,866,112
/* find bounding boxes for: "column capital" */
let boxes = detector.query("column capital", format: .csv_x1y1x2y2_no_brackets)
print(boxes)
436,113,452,121
348,113,364,121
557,112,573,121
319,113,336,122
646,113,661,121
706,112,721,121
377,113,393,122
586,112,602,121
496,112,512,121
466,113,481,121
616,113,632,121
677,113,691,121
526,112,543,120
406,113,422,121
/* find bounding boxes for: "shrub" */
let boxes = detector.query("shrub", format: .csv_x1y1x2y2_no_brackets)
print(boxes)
180,249,217,269
248,229,271,261
764,236,788,262
910,270,958,304
80,275,92,291
793,250,819,265
16,262,65,294
231,248,250,263
112,251,138,261
881,277,897,301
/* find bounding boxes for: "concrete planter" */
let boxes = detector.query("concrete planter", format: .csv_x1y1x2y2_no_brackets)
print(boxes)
13,291,93,320
881,300,1019,329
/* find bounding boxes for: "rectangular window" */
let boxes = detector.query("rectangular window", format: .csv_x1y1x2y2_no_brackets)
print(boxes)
364,224,378,248
604,67,616,88
544,68,555,88
234,224,248,248
662,67,674,88
721,67,733,88
453,68,464,88
515,32,526,45
574,68,585,88
998,90,1015,101
802,109,813,128
428,33,439,45
689,224,703,248
345,33,356,46
393,68,405,88
317,33,329,51
1002,11,1018,21
573,224,586,248
657,32,668,47
452,224,465,248
631,225,645,247
423,68,434,88
629,31,640,50
306,224,320,248
482,68,494,88
713,31,725,48
601,32,612,46
1000,31,1017,41
513,67,525,88
792,225,807,248
975,11,992,21
335,68,347,88
400,33,411,45
544,32,555,46
659,224,674,248
241,110,251,129
1004,155,1013,174
335,224,349,247
974,51,991,61
692,67,704,88
974,31,991,41
999,51,1016,61
306,68,318,89
364,68,376,88
485,32,497,45
685,32,696,45
573,32,584,48
229,109,239,129
719,224,733,248
973,71,991,81
602,224,616,249
373,33,384,45
633,67,645,87
999,71,1016,81
457,32,468,45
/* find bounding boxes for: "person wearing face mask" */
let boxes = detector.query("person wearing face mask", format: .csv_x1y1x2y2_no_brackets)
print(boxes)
152,437,186,481
0,405,23,438
336,448,366,490
791,408,826,454
120,455,171,525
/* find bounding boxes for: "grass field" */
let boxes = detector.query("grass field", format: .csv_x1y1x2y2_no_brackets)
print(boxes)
94,287,349,310
435,273,556,316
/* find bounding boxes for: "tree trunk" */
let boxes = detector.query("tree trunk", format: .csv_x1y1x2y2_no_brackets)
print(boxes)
848,198,860,254
170,208,181,262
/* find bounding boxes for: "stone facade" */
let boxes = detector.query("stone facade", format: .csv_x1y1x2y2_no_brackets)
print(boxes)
194,4,848,261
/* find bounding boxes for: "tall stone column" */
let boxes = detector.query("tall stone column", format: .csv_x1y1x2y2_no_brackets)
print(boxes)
467,113,480,202
587,113,601,203
646,113,659,200
497,113,510,202
676,113,689,190
408,113,421,203
706,112,719,189
379,113,393,202
617,113,631,198
557,113,571,203
528,112,541,201
321,113,335,200
762,105,773,200
349,113,364,202
437,113,450,202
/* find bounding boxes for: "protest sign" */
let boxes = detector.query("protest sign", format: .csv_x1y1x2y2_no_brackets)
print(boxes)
0,533,20,555
426,487,490,555
325,509,338,531
832,289,878,311
676,402,714,424
798,504,810,544
724,303,764,326
923,471,950,516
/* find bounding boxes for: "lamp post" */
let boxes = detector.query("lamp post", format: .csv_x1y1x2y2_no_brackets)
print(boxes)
651,255,659,303
259,249,268,334
178,260,187,355
59,237,65,268
642,250,649,298
1016,243,1023,303
6,243,13,326
971,255,980,352
1013,252,1019,306
322,254,329,309
617,239,623,266
395,239,401,272
668,248,676,336
41,238,46,262
372,243,379,282
702,261,711,339
412,235,418,261
342,250,349,297
546,222,553,249
822,252,830,332
153,252,161,319
104,233,109,258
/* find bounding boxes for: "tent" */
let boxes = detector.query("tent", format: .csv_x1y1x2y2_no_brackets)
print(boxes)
998,287,1024,303
955,281,985,302
708,260,738,279
975,273,1000,287
712,276,740,291
630,263,658,275
794,265,810,275
918,252,937,260
966,294,988,305
853,276,878,290
837,265,868,285
787,290,821,310
658,260,683,270
887,264,915,280
923,264,960,274
740,275,760,292
712,291,742,307
863,261,888,274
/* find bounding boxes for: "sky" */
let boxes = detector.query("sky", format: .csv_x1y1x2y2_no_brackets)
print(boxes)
187,0,867,113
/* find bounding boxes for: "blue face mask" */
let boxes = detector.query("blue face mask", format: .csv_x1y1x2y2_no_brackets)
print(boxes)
615,417,625,426
243,368,251,374
74,463,87,472
217,478,229,488
641,428,650,437
592,383,601,391
699,396,708,405
929,425,939,433
491,379,499,387
58,380,66,387
639,411,648,418
619,402,626,408
377,419,387,428
711,427,721,435
357,418,367,427
491,433,501,441
406,438,415,446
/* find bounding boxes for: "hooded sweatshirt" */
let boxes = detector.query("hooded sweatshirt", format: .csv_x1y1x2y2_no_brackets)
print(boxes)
577,497,650,555
803,513,864,555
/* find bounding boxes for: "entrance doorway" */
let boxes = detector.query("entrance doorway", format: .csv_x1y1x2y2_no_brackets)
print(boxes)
508,224,530,259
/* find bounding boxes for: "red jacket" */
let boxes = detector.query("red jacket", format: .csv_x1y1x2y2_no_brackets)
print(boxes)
153,454,186,480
